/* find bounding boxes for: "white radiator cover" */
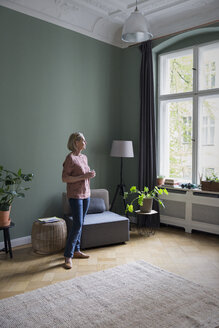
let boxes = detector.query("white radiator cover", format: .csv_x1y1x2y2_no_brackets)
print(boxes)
160,188,219,234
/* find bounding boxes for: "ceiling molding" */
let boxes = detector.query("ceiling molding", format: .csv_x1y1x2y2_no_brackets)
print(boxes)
0,0,219,48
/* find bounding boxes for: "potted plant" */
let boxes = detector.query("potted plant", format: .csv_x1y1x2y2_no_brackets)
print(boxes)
0,165,33,226
156,175,165,186
201,173,219,192
124,185,168,214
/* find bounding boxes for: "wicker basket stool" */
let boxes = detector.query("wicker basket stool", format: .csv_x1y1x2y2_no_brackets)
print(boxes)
32,219,67,254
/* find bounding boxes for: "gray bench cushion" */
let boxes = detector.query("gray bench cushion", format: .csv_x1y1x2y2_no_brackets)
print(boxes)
84,211,127,225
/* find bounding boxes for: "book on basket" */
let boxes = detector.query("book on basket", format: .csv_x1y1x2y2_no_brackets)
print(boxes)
37,217,62,223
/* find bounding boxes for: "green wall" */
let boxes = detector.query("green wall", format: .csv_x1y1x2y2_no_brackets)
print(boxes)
121,47,141,188
106,47,141,214
0,6,123,240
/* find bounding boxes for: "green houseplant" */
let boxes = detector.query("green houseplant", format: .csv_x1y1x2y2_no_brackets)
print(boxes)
201,172,219,192
124,185,168,213
0,165,33,226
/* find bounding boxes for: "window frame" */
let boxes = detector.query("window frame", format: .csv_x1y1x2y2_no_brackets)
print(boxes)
182,116,192,144
158,40,219,184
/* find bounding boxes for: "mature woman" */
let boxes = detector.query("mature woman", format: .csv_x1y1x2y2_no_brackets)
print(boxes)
62,132,96,269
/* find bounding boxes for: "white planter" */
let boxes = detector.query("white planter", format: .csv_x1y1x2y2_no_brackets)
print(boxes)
140,198,153,213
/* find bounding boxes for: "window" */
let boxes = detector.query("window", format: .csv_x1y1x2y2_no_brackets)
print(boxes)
202,116,215,146
199,43,219,90
158,41,219,183
199,95,219,178
160,48,193,95
205,62,216,89
182,116,192,144
160,99,192,181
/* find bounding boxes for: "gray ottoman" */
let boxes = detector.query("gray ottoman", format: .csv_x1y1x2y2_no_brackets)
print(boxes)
62,189,129,249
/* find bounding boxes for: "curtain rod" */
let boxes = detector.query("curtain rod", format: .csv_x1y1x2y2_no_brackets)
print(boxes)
127,19,219,48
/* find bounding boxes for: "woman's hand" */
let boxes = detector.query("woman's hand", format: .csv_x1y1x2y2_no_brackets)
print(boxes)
84,170,96,179
62,170,96,183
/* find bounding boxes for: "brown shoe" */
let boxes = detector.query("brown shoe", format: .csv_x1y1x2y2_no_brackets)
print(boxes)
64,257,72,269
74,251,90,259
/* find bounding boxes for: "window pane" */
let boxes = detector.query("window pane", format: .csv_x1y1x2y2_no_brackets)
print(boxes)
160,99,192,181
160,49,193,95
199,96,219,179
199,42,219,90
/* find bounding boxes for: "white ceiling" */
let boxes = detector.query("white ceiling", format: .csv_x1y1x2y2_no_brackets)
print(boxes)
1,0,219,48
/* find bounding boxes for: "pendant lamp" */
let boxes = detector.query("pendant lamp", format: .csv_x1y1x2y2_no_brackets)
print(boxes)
121,0,153,43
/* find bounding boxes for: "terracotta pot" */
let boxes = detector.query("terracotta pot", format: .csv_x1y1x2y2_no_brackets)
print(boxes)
157,178,165,186
0,207,11,227
140,198,153,213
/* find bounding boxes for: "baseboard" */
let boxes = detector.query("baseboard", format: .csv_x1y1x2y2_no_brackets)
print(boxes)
0,235,31,249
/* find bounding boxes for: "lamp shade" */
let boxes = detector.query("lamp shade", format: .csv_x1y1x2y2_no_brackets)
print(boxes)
110,140,134,158
121,8,152,43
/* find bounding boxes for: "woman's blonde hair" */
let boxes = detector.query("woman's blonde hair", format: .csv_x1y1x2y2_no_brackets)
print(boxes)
67,132,84,152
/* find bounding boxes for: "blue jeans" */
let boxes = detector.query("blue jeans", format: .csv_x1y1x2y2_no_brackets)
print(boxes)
64,198,90,258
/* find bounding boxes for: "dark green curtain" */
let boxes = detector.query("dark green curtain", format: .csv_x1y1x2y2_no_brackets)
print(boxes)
139,40,160,227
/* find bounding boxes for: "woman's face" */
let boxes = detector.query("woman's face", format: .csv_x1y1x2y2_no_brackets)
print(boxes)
76,136,87,152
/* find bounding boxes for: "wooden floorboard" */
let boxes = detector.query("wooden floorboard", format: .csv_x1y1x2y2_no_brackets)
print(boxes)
0,226,219,300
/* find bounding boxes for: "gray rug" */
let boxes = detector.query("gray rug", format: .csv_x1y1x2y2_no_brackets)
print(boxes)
0,261,219,328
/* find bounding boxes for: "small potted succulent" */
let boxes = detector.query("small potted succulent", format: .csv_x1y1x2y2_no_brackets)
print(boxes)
156,175,165,186
124,185,168,214
0,165,33,226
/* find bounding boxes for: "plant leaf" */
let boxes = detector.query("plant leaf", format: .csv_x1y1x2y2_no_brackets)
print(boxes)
126,204,134,213
123,192,128,199
17,193,25,198
130,186,137,193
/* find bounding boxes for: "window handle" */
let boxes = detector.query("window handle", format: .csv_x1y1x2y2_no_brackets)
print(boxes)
191,138,195,142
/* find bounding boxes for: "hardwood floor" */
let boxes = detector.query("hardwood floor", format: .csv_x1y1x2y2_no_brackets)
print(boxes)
0,225,219,300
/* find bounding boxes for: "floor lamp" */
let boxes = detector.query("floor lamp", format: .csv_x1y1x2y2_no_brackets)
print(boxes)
110,140,134,211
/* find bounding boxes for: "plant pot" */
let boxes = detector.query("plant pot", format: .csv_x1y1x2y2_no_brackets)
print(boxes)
201,181,219,192
157,178,165,186
0,207,11,227
140,198,153,213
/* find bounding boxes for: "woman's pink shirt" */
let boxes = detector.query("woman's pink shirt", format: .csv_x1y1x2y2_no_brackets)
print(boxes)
62,153,90,199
